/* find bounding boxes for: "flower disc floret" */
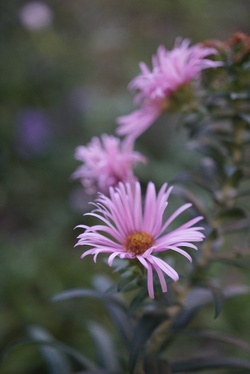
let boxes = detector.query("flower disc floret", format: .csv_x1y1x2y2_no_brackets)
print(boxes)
125,231,154,256
76,181,205,298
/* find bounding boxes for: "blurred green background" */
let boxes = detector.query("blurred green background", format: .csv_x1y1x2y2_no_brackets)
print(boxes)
1,1,250,373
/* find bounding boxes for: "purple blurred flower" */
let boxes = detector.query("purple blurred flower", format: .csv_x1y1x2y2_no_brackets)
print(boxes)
15,109,52,157
73,134,146,195
19,1,53,31
76,181,205,299
117,38,222,140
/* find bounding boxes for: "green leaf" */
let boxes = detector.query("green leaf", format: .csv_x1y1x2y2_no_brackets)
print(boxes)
184,284,250,310
27,325,71,374
129,311,167,373
92,274,115,293
128,287,149,315
110,258,130,273
117,269,138,292
189,329,250,354
166,309,198,342
52,288,132,347
239,113,250,127
182,282,225,319
88,322,120,373
51,288,104,302
159,284,249,350
2,334,97,371
51,288,122,309
188,139,228,168
105,300,132,347
209,285,224,319
171,356,250,372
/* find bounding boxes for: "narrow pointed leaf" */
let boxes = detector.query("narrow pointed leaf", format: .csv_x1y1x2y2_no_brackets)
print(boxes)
239,113,250,128
171,356,250,372
184,284,250,310
27,326,71,374
105,302,132,347
51,288,103,302
209,285,224,319
52,288,132,347
189,329,250,354
129,311,167,372
2,337,97,370
88,322,119,373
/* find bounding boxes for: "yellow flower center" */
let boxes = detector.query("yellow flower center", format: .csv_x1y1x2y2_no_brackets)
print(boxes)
124,231,154,256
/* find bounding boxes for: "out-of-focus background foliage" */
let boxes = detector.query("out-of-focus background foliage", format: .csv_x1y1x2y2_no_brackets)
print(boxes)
1,1,250,373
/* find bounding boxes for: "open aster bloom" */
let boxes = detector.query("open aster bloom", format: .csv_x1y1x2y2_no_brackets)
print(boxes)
116,38,222,140
72,134,146,195
76,181,205,299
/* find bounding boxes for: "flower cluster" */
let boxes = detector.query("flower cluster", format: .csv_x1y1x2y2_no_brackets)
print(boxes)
73,37,222,298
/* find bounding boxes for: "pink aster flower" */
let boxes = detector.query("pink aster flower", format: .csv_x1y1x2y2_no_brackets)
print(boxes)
76,181,205,299
117,38,222,140
72,134,146,195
